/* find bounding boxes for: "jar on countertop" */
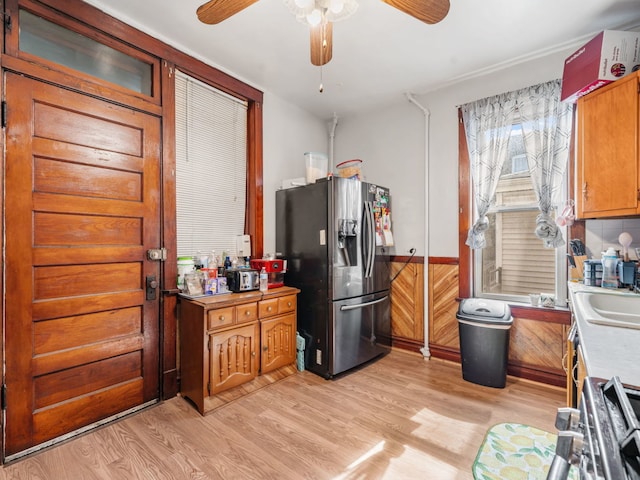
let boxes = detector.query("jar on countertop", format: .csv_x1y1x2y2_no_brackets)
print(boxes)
601,247,620,289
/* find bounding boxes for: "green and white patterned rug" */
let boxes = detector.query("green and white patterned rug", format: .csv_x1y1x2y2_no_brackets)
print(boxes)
473,422,579,480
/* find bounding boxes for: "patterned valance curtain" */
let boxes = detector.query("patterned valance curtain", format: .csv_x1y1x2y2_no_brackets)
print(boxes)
517,80,574,248
461,94,517,249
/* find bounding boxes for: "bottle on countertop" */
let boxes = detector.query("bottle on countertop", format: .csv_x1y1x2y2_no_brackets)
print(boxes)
259,267,268,292
194,251,205,270
223,256,232,273
601,247,619,289
208,251,218,276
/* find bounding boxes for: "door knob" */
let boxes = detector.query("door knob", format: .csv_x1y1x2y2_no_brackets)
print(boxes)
146,275,158,300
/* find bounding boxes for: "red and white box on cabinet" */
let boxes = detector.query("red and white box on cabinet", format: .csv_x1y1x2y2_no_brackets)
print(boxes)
560,30,640,103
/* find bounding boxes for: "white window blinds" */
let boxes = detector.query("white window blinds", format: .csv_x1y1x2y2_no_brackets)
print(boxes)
175,70,248,258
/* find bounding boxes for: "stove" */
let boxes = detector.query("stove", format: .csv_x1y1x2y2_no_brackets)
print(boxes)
548,376,640,479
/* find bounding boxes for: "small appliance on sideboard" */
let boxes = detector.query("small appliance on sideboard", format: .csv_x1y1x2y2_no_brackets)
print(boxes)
225,269,259,292
250,259,286,289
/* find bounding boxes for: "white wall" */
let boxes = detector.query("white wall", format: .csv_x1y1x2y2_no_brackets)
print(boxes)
585,219,640,261
332,48,577,258
262,48,640,266
262,92,328,254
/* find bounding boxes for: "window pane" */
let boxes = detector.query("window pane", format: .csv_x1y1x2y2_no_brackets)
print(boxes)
480,211,556,296
19,10,152,95
476,122,558,300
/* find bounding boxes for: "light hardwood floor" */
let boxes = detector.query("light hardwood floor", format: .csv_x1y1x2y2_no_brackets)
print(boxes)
0,350,565,479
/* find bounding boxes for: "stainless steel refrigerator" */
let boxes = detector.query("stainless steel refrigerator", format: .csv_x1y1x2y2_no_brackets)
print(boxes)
276,176,394,378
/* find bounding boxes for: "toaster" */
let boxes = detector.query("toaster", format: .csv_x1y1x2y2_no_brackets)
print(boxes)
226,269,259,292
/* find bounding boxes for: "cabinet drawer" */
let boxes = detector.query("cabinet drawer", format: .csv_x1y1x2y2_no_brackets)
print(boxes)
259,295,297,318
207,306,235,330
259,298,279,318
278,295,296,314
236,302,259,324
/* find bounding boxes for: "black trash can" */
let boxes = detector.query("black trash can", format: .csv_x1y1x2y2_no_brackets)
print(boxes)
456,298,513,388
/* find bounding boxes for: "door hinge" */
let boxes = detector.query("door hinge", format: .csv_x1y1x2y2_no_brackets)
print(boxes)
1,101,7,128
1,384,6,410
3,13,11,32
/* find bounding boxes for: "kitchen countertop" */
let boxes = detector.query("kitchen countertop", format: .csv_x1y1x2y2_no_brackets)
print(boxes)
568,282,640,387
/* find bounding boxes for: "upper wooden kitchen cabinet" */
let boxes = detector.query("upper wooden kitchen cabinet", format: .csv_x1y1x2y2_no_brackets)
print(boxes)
576,71,640,218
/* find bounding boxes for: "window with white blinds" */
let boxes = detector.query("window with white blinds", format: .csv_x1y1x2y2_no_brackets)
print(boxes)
175,70,248,258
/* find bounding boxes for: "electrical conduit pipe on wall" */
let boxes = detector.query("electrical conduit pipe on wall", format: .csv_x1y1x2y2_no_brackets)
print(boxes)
405,92,431,359
328,112,338,166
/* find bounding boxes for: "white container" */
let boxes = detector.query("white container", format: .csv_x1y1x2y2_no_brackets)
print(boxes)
177,256,195,290
601,247,619,289
304,152,328,184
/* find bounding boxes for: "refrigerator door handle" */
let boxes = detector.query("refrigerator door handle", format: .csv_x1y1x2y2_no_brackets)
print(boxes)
361,202,369,277
363,201,375,278
339,295,388,311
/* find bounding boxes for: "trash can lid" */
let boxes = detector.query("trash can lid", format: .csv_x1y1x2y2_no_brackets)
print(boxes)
456,298,512,324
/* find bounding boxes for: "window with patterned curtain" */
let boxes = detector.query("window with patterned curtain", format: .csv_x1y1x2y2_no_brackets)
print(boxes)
462,80,574,306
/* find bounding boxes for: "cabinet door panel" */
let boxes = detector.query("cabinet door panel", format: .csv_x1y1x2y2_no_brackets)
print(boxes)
577,72,639,218
209,323,258,394
261,314,296,374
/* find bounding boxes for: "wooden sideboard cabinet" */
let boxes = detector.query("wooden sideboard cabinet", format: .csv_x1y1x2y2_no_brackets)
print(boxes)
179,286,299,414
576,70,640,218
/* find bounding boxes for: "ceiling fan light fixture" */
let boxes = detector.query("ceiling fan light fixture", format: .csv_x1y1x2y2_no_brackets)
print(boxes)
306,9,323,26
284,0,358,25
294,0,314,8
328,0,345,14
324,0,358,22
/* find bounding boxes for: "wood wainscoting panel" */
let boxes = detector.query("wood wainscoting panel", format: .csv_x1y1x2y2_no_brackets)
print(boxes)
429,263,460,354
508,316,567,387
390,259,424,351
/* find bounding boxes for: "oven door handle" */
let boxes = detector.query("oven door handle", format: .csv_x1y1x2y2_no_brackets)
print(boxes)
545,455,571,480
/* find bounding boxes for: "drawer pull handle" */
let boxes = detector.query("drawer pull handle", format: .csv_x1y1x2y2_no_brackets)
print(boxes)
219,316,225,322
267,306,273,312
287,302,292,307
244,310,251,316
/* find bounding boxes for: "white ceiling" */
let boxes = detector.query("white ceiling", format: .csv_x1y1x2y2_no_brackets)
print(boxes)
84,0,640,119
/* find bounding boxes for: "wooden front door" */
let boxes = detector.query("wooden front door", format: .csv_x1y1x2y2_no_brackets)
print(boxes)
3,72,162,458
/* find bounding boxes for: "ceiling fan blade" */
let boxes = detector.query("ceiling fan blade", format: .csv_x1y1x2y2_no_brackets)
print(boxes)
197,0,259,25
310,22,333,66
382,0,450,24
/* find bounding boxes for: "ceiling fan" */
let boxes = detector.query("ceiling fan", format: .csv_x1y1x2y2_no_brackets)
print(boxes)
196,0,450,67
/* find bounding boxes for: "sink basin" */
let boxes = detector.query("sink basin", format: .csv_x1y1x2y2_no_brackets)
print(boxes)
574,291,640,329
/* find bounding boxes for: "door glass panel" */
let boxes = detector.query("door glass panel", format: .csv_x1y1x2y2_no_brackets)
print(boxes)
19,10,152,96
